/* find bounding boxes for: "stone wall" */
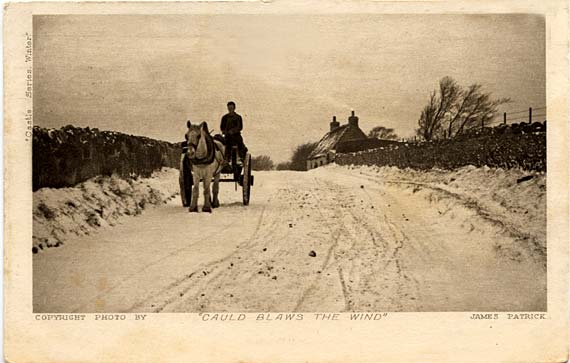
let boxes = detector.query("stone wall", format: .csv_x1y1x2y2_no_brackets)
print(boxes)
336,124,546,172
336,138,400,154
33,125,182,191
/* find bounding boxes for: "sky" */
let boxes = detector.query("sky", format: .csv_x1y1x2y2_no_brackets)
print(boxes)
34,14,545,163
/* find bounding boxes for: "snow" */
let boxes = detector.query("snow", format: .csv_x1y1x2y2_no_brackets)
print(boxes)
34,165,546,313
322,163,546,260
32,168,179,253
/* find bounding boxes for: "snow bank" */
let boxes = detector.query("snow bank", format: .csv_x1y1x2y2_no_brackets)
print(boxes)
33,167,179,253
325,164,546,261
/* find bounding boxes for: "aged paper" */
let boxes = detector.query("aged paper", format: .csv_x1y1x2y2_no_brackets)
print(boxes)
4,1,569,362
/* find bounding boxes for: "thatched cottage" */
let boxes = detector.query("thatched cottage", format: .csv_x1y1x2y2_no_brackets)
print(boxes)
306,111,369,170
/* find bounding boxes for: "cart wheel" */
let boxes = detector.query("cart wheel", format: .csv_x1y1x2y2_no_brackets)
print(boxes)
242,153,252,205
179,154,193,207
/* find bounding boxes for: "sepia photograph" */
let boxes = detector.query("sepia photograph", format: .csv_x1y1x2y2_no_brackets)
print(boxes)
30,13,548,313
4,2,569,362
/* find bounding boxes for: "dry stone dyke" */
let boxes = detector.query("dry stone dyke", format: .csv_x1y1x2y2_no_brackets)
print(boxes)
33,125,181,191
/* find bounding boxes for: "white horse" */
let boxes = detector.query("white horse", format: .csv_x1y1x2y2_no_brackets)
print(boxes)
185,121,225,213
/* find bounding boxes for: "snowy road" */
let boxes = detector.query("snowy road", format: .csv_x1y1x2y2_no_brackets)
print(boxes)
33,167,546,313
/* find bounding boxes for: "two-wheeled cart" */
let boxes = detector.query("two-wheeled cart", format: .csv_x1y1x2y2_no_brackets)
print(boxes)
179,144,253,206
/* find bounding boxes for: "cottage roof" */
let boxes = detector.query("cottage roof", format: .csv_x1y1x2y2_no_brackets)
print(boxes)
308,124,351,159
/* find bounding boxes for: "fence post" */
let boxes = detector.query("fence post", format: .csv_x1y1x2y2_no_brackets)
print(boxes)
503,112,507,125
529,107,532,124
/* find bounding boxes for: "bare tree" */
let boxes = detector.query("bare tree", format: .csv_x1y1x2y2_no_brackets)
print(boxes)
417,77,461,141
453,86,509,136
289,141,318,171
416,77,509,140
275,161,291,171
417,92,439,141
368,126,398,140
251,155,274,171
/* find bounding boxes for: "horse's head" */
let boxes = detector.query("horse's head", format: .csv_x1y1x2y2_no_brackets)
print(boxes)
185,120,210,160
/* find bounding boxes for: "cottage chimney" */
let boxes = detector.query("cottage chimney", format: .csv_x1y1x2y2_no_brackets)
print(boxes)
330,115,340,132
348,110,359,127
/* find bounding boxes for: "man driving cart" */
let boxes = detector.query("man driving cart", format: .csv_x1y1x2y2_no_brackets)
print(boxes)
179,102,254,208
220,101,248,165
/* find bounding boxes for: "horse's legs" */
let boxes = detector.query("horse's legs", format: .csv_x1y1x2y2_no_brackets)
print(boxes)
189,172,200,212
212,172,220,208
202,176,212,213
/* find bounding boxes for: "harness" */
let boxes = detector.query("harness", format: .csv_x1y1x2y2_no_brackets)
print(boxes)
212,142,225,176
188,132,225,175
188,132,216,165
